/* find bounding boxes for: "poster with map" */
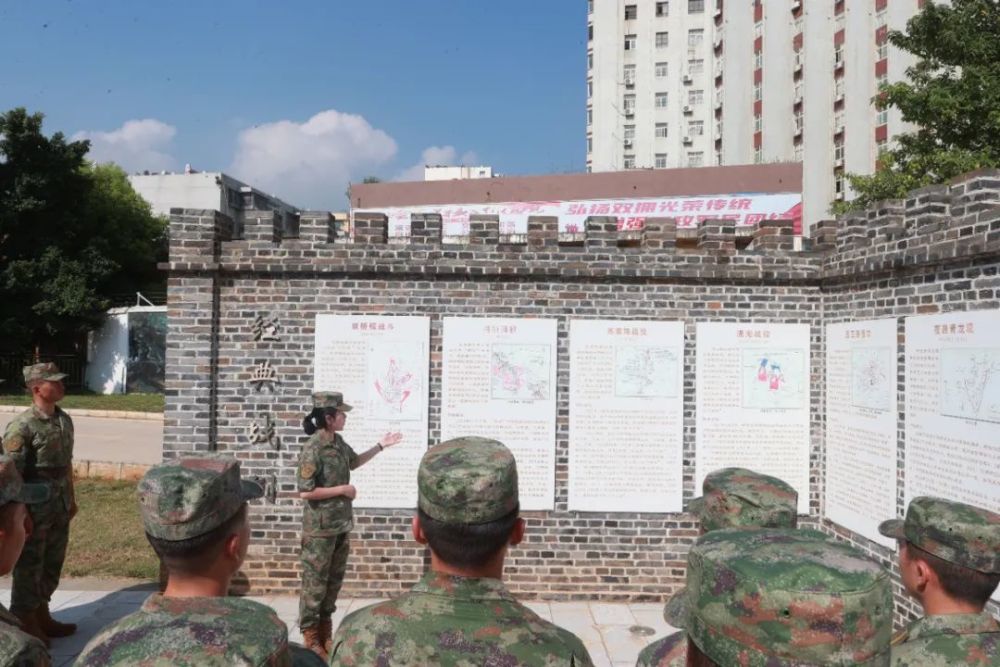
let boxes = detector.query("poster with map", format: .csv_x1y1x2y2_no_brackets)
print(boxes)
569,320,685,512
826,319,898,548
906,311,1000,601
314,315,429,508
441,317,558,510
696,323,811,514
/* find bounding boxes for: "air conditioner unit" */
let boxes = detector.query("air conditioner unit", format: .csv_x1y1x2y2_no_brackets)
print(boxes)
625,79,635,88
794,94,803,104
713,37,722,49
683,136,693,144
624,139,633,148
714,7,722,17
683,105,694,114
794,55,803,72
794,125,803,137
835,157,845,167
835,124,845,134
683,74,693,83
792,0,801,10
714,99,723,110
625,109,635,117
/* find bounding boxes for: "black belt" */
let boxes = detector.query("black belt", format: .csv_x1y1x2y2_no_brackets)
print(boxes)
28,467,69,481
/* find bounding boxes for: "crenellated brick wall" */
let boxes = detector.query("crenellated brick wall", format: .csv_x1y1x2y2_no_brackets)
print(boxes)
161,170,1000,624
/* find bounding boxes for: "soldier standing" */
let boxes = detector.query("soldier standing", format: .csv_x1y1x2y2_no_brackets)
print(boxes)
329,436,595,666
296,391,402,660
879,496,1000,666
659,527,893,666
0,454,52,666
637,467,799,667
1,362,77,645
76,456,324,666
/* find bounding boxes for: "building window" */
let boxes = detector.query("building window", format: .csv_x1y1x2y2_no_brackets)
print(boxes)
835,48,844,68
688,89,704,105
655,123,669,138
625,33,637,50
587,135,593,153
655,92,669,108
877,41,889,61
836,13,846,32
688,29,704,47
655,153,668,168
876,9,887,28
624,64,636,85
754,21,763,39
687,151,704,167
834,110,845,130
688,58,705,74
877,108,889,126
794,110,803,133
754,114,763,132
754,50,763,69
794,144,804,161
688,120,705,135
753,83,762,101
589,24,593,41
587,78,593,99
624,94,636,114
587,107,592,126
624,124,636,140
688,0,705,13
716,150,723,165
754,146,764,163
656,1,669,17
834,140,845,162
625,4,638,20
655,61,669,78
835,173,846,198
794,16,803,34
624,155,636,169
835,78,845,100
588,0,593,13
587,51,593,70
656,31,669,48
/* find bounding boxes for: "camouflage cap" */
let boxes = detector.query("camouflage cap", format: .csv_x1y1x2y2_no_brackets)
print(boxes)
313,391,353,412
879,496,1000,574
0,455,50,507
686,528,893,666
23,362,67,384
687,467,798,533
418,436,518,525
138,457,264,541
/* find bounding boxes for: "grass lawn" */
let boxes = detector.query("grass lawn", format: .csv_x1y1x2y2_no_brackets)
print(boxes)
0,392,163,413
63,479,159,580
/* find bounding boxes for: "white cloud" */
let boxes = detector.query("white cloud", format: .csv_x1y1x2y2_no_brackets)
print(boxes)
395,145,481,182
228,110,397,210
74,119,178,172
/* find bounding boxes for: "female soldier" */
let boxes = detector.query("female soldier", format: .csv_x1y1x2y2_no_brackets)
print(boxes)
297,391,402,660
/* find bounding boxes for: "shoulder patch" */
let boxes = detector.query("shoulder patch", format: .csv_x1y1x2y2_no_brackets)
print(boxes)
300,462,316,479
3,434,24,453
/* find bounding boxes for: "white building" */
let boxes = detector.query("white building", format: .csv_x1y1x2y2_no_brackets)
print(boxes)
587,0,921,230
424,165,495,181
128,170,301,224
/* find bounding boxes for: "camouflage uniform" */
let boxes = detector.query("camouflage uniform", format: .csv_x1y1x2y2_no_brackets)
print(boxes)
879,496,1000,666
1,363,74,617
75,457,325,666
686,528,893,665
298,391,358,629
329,436,595,667
0,455,52,667
637,467,799,667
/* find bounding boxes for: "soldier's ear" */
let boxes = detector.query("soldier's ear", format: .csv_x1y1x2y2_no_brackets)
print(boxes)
508,518,526,547
412,514,428,545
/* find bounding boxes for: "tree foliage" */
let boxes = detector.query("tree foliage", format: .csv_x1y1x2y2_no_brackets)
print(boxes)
0,108,167,353
835,0,1000,213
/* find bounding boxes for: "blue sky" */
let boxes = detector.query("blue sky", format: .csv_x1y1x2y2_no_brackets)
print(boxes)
0,0,586,208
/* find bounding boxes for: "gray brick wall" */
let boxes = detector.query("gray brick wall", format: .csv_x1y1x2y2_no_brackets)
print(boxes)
161,171,1000,623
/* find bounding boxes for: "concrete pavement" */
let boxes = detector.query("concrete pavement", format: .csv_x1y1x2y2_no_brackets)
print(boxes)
0,585,677,666
0,412,162,466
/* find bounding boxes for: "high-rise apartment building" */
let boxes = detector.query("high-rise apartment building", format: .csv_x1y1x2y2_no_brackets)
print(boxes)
587,0,923,230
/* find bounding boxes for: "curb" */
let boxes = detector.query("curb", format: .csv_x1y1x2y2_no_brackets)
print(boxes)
0,405,163,421
74,459,155,482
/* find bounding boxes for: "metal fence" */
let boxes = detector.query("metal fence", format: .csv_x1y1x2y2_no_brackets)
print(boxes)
0,354,86,391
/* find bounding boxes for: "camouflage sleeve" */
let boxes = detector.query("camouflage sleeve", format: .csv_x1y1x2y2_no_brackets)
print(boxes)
1,419,30,473
297,438,320,492
344,440,359,470
9,641,51,667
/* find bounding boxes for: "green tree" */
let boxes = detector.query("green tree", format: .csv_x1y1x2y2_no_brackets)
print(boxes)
834,0,1000,214
0,108,167,354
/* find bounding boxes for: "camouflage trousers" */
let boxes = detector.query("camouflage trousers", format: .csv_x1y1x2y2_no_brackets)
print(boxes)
11,505,70,614
298,532,350,628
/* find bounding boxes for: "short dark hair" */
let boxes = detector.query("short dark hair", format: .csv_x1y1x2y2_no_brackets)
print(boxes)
687,638,719,667
908,541,1000,607
417,506,519,569
146,504,248,574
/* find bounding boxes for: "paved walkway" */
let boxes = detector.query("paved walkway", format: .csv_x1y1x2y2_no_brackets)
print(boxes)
1,583,677,666
0,412,162,466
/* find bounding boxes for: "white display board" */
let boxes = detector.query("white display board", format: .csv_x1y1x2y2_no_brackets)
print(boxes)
695,322,811,514
568,320,685,512
314,315,430,508
904,311,1000,512
441,317,558,511
825,319,898,548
